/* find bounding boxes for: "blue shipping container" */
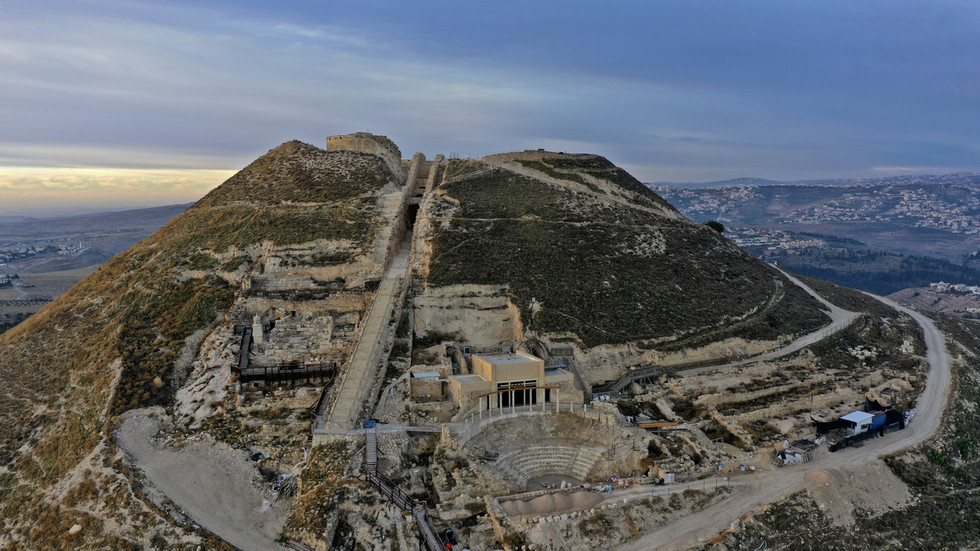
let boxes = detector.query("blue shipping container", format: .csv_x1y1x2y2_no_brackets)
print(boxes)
870,411,887,430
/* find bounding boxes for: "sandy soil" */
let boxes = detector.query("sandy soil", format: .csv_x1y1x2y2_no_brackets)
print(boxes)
805,460,911,526
117,414,288,551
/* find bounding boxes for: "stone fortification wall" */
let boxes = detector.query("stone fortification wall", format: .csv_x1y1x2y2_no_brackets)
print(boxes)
327,132,404,179
481,149,598,165
427,155,445,187
357,149,424,283
372,152,424,269
410,377,444,402
404,152,425,189
242,293,369,318
695,375,832,408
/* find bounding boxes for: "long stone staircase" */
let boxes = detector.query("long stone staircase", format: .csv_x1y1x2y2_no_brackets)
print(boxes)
317,238,411,430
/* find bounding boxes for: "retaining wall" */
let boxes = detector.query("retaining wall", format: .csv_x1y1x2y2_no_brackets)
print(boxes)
327,133,403,178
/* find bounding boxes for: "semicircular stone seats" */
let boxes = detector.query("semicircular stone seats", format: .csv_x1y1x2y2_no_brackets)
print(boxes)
493,442,606,487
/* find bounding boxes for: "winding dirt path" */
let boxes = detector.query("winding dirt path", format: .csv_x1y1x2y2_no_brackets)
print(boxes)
601,271,860,390
672,270,860,378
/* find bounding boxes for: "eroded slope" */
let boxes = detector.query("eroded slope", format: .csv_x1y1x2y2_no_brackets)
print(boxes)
0,140,397,549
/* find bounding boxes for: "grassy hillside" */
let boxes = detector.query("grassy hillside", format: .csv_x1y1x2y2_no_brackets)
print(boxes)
0,141,393,548
427,158,828,348
513,155,678,212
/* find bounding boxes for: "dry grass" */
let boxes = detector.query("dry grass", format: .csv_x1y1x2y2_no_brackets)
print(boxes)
0,140,395,547
426,160,828,347
282,442,352,542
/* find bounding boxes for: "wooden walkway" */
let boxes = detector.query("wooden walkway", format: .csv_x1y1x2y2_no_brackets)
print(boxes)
365,426,377,474
239,362,337,385
361,429,446,551
232,325,336,386
235,327,252,373
413,509,443,551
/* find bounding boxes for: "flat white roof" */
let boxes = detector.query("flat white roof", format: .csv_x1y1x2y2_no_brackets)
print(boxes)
842,411,874,424
476,352,539,365
450,374,487,383
411,371,440,378
543,368,569,377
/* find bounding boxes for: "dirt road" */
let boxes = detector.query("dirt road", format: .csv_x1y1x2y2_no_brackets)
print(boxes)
117,414,288,551
674,270,860,378
601,272,860,391
616,294,952,551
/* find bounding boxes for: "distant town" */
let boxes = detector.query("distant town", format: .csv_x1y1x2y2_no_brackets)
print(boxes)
725,227,828,253
651,172,980,238
0,241,87,267
788,187,980,234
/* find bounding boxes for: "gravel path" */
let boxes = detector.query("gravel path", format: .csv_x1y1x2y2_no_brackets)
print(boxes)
117,415,288,551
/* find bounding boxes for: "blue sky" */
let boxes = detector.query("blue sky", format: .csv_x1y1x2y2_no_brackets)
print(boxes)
1,0,979,211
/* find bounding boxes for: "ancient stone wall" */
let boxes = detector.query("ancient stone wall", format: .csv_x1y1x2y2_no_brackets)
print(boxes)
326,132,404,178
412,284,524,349
355,148,421,283
241,292,368,317
482,149,590,164
410,377,444,402
695,376,832,407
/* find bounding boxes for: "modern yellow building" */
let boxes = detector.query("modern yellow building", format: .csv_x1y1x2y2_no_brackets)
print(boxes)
447,351,578,412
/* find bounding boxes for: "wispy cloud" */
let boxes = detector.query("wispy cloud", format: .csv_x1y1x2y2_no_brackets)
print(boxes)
0,142,247,170
0,0,977,204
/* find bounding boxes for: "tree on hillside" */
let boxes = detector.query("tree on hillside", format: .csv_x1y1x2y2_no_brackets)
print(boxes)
705,220,725,233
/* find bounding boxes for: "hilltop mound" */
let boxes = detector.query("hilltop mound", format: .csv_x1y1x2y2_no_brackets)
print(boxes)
197,140,393,207
416,152,828,356
0,140,401,548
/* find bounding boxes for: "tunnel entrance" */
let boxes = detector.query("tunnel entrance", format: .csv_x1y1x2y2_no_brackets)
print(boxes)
406,204,420,228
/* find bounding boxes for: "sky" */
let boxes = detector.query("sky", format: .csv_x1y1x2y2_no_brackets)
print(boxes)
2,0,979,213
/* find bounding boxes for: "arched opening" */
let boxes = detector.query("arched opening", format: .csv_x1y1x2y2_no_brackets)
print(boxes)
521,338,550,360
